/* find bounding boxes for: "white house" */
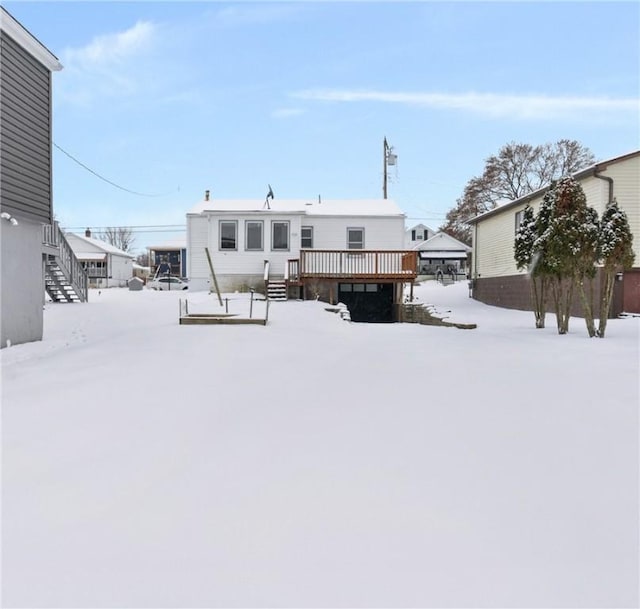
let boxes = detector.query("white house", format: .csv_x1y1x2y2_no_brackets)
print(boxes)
65,231,135,288
405,223,436,249
468,149,640,316
186,193,416,321
412,231,472,276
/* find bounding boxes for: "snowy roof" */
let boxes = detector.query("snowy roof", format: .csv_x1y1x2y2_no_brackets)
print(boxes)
412,231,472,252
66,233,135,258
468,149,640,225
188,198,406,217
75,252,106,261
146,239,186,251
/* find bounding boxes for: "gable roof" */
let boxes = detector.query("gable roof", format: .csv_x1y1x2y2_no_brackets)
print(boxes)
66,233,135,258
468,149,640,225
189,198,405,217
411,231,472,252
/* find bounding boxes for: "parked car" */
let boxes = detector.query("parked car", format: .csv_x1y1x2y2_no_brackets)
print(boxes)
147,276,188,291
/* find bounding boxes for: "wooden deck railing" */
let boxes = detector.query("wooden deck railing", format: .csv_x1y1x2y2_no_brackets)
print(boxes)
298,250,417,280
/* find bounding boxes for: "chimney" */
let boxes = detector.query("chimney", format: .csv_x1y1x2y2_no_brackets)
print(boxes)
205,190,210,201
85,228,92,238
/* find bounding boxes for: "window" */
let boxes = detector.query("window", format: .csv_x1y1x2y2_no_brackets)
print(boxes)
347,227,364,249
220,221,237,250
301,226,313,248
515,210,524,233
411,229,416,241
245,221,263,250
272,221,289,250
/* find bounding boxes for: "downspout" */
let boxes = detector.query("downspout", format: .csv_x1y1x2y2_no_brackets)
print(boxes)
593,165,614,205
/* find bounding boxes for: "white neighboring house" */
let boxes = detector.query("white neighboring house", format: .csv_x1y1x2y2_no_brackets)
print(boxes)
405,223,436,249
65,231,135,288
187,191,416,316
412,231,472,276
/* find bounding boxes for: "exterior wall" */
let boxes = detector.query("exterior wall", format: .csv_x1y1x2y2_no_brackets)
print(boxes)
472,269,624,318
0,30,53,225
186,211,406,292
106,254,133,287
1,218,45,346
473,155,640,281
471,155,640,316
0,10,61,348
309,215,405,250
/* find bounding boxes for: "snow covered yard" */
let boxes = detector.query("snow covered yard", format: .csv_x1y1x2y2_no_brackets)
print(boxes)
2,282,638,608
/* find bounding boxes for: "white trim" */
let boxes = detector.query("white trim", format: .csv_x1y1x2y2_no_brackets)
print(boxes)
1,7,62,72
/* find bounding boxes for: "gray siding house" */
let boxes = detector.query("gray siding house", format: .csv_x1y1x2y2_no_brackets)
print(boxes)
1,7,63,347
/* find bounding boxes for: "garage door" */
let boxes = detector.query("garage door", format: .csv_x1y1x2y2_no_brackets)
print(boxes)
338,283,394,322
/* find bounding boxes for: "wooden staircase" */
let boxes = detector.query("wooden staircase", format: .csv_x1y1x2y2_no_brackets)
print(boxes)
266,280,287,301
43,223,88,303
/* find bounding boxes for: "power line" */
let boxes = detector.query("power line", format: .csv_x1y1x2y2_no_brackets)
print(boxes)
53,142,179,197
63,224,185,230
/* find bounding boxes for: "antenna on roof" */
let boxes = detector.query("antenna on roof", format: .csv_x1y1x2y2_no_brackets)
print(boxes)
264,184,274,210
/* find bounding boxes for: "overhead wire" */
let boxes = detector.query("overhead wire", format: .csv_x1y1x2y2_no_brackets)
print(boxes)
53,142,179,197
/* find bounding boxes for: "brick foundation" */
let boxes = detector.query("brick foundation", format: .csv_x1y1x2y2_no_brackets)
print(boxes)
472,268,631,318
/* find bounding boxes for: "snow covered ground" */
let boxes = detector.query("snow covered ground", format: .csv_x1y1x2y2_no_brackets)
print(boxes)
2,281,638,608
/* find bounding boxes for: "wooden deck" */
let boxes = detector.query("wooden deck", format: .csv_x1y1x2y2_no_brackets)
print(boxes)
288,250,417,283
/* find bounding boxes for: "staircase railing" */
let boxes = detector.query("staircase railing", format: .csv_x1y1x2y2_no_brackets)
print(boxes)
43,222,88,302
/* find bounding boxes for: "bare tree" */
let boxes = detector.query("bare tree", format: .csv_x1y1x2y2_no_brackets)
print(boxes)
99,226,135,252
441,140,595,244
135,251,150,267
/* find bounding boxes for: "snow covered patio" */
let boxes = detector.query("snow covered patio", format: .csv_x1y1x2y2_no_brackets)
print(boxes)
2,282,638,608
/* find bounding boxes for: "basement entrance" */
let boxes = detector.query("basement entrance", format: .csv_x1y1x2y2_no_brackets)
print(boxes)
338,282,394,322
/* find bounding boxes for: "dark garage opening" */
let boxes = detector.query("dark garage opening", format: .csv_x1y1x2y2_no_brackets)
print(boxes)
338,283,394,322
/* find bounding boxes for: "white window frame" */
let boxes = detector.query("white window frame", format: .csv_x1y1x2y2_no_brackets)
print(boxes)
301,226,313,248
271,221,290,251
219,220,238,250
515,210,524,233
245,220,264,251
347,227,364,249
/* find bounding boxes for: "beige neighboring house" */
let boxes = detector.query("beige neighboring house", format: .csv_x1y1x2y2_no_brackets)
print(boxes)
65,230,135,288
468,150,640,316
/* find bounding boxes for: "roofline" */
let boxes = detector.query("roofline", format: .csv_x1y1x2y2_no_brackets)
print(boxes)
468,149,640,225
68,233,135,257
1,7,63,72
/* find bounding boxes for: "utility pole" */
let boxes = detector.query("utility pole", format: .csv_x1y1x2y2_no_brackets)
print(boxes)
383,137,396,199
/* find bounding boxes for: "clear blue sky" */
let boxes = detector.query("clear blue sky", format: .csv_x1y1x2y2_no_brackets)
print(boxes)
6,1,639,255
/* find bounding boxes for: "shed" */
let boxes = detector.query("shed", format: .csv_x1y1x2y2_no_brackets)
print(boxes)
128,276,144,291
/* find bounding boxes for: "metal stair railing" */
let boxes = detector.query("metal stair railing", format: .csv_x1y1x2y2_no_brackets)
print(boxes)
43,222,88,302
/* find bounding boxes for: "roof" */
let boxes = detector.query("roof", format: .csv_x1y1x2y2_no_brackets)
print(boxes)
146,239,186,251
0,7,62,72
412,231,472,252
188,198,406,217
468,149,640,225
76,252,106,261
419,251,469,259
66,233,135,258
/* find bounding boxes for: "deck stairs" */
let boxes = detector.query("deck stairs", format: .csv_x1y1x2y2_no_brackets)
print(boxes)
266,280,287,301
43,223,88,303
